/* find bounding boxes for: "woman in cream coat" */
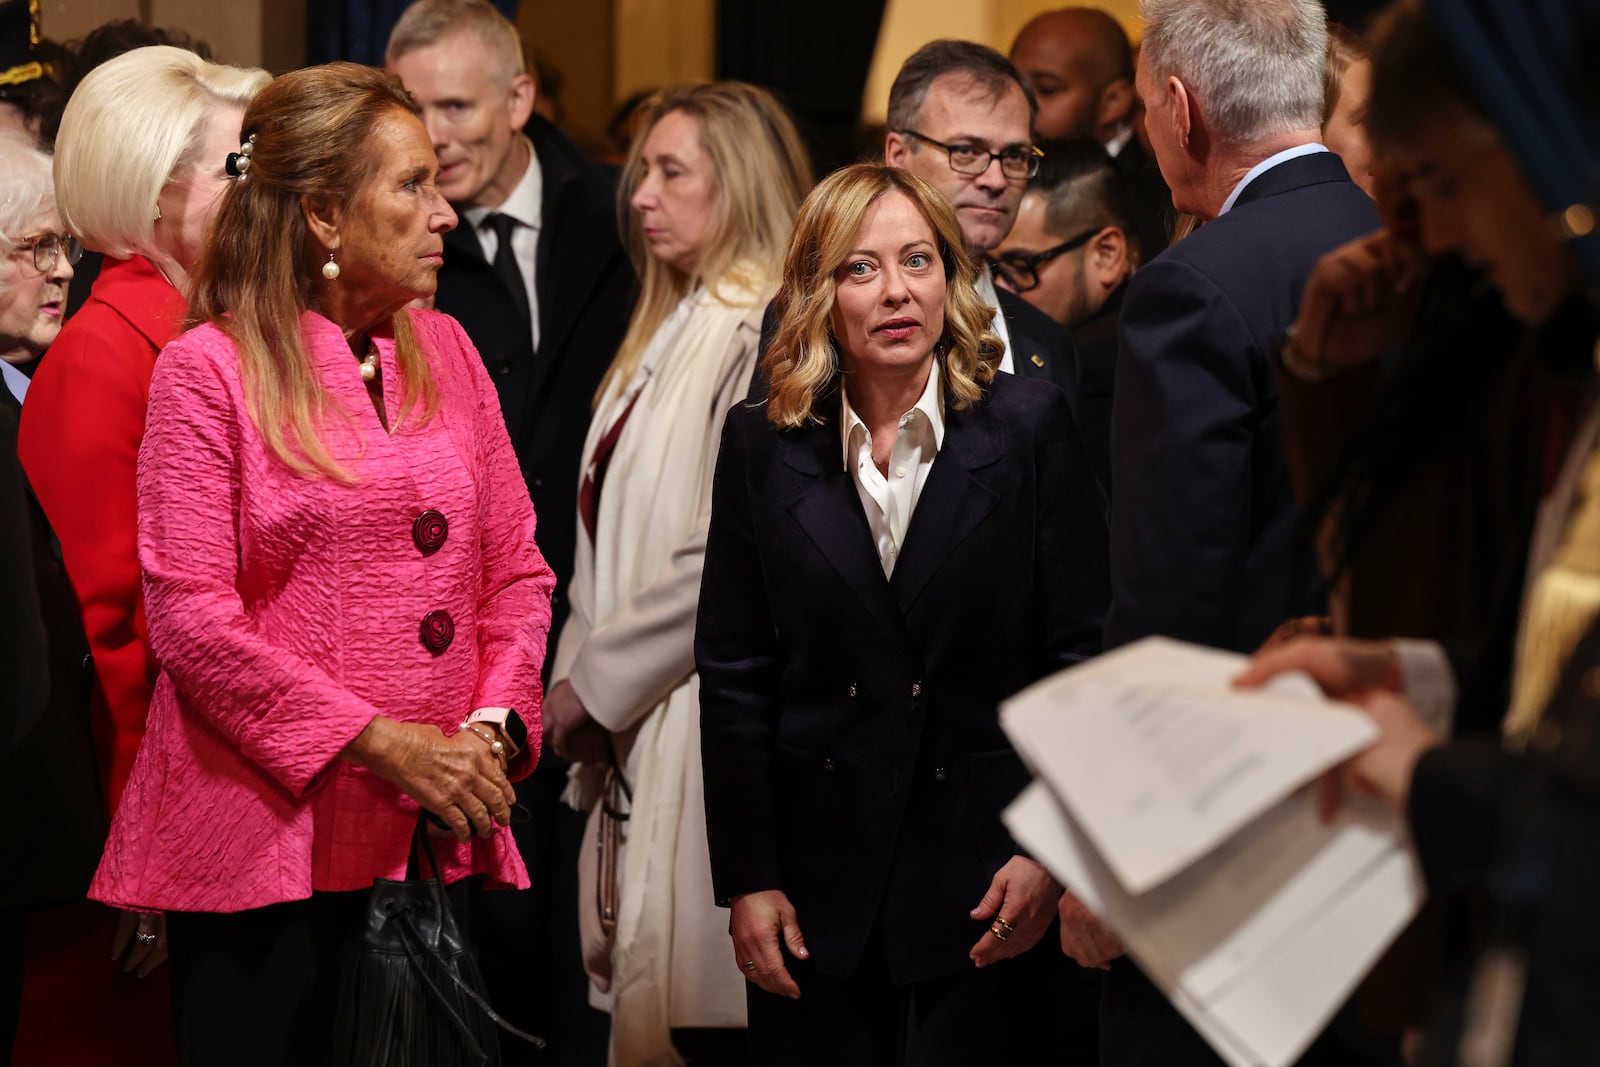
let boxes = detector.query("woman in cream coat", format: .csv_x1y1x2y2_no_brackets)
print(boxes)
543,82,812,1066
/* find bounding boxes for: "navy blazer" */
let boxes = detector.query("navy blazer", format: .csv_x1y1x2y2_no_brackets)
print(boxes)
696,372,1108,985
1100,153,1391,1067
1105,152,1379,654
433,115,636,637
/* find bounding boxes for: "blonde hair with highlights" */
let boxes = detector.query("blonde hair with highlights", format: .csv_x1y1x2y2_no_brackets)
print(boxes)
53,45,269,258
765,164,1000,429
188,63,439,482
601,81,813,406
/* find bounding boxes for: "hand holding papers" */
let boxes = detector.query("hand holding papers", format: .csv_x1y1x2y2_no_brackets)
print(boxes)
1001,638,1424,1067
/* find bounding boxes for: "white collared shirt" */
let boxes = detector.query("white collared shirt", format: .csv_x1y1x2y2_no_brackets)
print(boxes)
1103,124,1135,159
1,360,29,405
463,134,544,351
974,265,1016,376
1218,143,1329,217
841,360,946,578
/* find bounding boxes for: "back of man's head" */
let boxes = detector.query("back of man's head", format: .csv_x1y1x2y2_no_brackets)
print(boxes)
1139,0,1325,145
1031,137,1140,266
887,39,1038,133
386,0,525,86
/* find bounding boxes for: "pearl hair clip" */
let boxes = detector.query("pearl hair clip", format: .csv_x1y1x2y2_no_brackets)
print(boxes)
224,134,257,181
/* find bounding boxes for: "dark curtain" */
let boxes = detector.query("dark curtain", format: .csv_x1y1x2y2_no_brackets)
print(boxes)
716,0,888,176
1325,0,1390,30
307,0,521,66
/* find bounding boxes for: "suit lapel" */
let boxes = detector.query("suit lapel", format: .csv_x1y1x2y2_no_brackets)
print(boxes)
782,414,919,664
996,289,1059,383
889,396,1003,617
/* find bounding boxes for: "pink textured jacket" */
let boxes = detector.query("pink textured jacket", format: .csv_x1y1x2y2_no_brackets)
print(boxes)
91,308,553,913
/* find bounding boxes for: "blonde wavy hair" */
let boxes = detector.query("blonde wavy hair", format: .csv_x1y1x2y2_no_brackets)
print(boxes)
765,164,1001,428
599,81,813,406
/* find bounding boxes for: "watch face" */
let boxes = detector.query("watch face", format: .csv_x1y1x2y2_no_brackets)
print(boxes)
504,708,528,751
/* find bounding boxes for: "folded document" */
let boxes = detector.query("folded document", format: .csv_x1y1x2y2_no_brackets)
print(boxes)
1001,638,1424,1067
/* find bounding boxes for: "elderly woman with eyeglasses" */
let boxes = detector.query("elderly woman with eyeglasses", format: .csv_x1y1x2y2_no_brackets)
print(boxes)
0,126,105,1067
0,131,77,395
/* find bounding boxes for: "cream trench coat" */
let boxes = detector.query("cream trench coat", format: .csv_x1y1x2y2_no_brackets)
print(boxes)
551,277,768,1067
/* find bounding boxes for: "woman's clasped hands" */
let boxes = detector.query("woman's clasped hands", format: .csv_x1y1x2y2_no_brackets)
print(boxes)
343,716,516,842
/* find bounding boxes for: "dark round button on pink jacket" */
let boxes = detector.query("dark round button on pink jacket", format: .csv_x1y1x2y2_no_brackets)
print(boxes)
419,609,455,653
413,509,448,553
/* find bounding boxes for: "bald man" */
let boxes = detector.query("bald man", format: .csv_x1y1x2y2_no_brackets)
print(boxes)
1011,8,1173,254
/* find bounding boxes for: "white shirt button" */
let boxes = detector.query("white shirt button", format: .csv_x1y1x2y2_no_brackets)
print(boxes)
895,465,907,478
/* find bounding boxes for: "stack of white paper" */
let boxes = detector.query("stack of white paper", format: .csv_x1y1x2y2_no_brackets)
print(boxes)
1001,637,1425,1067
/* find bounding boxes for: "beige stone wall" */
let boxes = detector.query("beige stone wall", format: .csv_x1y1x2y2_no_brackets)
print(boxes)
862,0,1143,123
37,0,1138,141
37,0,305,73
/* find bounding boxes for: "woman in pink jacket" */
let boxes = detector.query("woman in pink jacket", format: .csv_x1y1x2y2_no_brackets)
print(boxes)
89,63,554,1064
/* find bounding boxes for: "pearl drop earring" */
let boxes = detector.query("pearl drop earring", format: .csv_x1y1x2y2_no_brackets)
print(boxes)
322,251,340,280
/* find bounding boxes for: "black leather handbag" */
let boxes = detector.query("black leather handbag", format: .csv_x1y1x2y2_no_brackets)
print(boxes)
330,819,544,1066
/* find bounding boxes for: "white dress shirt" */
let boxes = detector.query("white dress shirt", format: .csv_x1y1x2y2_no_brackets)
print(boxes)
1218,143,1329,217
1,360,28,405
974,265,1016,376
1103,124,1135,159
842,360,946,578
463,134,543,351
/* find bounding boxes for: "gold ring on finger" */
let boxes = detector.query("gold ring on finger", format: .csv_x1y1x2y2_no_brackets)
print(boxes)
990,922,1010,942
994,916,1016,932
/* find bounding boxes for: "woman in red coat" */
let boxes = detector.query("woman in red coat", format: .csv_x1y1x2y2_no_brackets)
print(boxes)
12,45,268,1067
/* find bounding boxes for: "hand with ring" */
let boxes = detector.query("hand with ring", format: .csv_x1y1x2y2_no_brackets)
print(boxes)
111,908,169,978
968,855,1062,968
339,716,517,842
729,889,808,999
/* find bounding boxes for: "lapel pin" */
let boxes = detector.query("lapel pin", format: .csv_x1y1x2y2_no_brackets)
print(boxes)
1031,354,1045,368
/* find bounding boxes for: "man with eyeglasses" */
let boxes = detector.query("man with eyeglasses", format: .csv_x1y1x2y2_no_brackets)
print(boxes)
993,137,1138,495
883,40,1086,429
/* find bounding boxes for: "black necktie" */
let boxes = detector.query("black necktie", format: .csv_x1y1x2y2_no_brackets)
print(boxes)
485,212,532,330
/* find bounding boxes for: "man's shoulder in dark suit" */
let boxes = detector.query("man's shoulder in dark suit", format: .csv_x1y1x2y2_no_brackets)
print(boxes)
1153,152,1375,292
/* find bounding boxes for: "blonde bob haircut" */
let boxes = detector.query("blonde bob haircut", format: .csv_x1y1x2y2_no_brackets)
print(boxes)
601,80,813,405
764,164,1000,429
53,45,269,259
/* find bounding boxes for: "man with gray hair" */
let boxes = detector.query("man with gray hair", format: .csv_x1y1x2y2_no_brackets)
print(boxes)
1083,2,1389,1062
387,3,630,1062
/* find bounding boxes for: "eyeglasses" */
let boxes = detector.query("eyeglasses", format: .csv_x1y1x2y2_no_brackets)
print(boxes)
12,232,84,274
989,228,1103,292
897,130,1043,181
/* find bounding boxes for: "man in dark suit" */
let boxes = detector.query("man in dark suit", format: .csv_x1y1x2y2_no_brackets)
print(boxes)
1009,7,1174,257
1081,0,1384,1063
882,41,1085,418
387,3,632,1062
992,137,1139,495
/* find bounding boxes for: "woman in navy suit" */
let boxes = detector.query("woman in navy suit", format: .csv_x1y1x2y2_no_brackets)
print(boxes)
695,163,1109,1065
